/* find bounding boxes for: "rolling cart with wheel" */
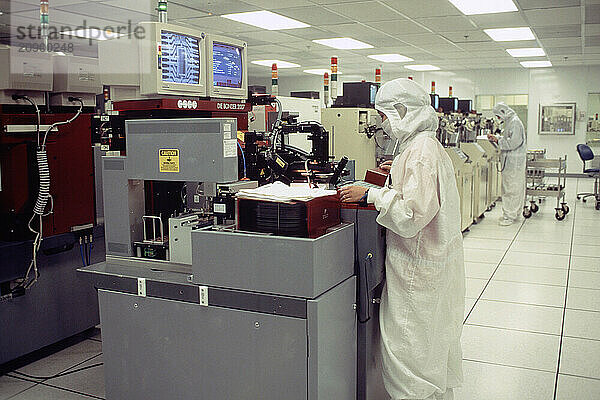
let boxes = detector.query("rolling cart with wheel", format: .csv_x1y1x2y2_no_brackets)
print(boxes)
523,151,569,220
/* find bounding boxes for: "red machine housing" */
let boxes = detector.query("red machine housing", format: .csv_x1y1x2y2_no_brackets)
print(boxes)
0,112,95,239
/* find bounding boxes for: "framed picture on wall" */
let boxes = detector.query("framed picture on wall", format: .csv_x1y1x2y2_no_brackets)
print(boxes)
539,103,576,135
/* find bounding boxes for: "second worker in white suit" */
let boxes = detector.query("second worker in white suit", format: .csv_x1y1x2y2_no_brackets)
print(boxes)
339,78,465,400
488,102,527,226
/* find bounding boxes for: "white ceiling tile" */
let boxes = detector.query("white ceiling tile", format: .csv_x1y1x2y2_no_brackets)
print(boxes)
380,0,463,18
325,23,383,37
278,6,352,26
586,36,600,47
468,12,526,29
55,2,153,24
240,0,314,9
524,7,581,26
516,0,581,10
585,46,600,54
586,24,600,36
16,0,95,6
180,16,263,33
458,42,503,51
441,31,492,42
366,19,431,35
325,1,401,23
540,37,582,47
587,5,600,24
99,0,155,15
546,46,582,55
3,0,39,13
397,33,451,45
535,24,581,39
169,0,259,15
284,27,337,40
159,4,209,19
415,16,478,33
238,30,298,44
419,42,465,52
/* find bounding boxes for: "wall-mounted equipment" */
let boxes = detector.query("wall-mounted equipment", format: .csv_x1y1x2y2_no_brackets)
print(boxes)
539,103,576,135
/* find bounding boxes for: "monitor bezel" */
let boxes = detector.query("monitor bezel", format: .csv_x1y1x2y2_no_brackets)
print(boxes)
205,34,248,101
139,22,207,97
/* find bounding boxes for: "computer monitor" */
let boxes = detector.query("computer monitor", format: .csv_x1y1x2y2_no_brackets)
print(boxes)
139,22,207,97
205,34,248,100
430,94,439,110
439,97,458,113
458,99,473,113
336,82,378,108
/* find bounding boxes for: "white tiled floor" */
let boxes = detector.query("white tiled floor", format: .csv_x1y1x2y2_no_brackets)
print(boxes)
1,178,598,399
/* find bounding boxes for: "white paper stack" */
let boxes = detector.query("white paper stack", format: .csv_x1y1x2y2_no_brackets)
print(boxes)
236,181,337,202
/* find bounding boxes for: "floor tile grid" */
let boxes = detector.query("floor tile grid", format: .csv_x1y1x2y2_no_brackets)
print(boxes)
5,352,104,400
463,218,527,325
551,179,580,400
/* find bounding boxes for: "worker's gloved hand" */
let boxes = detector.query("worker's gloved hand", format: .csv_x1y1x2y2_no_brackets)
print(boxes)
487,133,498,143
379,160,393,172
338,186,368,203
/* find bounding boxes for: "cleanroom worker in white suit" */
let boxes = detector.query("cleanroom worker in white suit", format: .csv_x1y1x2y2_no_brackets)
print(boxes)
339,78,465,400
487,102,527,226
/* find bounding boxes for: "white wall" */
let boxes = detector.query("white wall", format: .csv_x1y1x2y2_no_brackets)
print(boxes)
251,65,600,173
470,66,600,173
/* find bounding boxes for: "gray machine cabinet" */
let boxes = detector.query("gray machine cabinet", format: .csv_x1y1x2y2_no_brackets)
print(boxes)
191,224,354,298
98,276,357,400
125,118,238,182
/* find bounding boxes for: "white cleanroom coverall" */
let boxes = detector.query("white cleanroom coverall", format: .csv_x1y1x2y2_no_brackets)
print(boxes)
492,102,527,222
366,78,465,400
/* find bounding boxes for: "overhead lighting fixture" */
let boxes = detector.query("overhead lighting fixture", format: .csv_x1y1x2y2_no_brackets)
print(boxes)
448,0,517,15
484,27,535,41
520,60,552,68
506,47,546,57
404,64,440,71
251,60,300,68
60,28,122,40
304,68,342,75
222,10,309,30
312,37,373,50
367,54,413,63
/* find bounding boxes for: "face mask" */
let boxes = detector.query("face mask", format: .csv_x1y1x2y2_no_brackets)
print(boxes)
382,119,393,136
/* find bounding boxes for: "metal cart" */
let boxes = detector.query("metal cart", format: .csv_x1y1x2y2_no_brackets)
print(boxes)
524,150,569,220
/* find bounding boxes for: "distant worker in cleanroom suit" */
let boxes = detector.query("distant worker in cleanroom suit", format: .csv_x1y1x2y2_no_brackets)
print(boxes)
339,78,465,400
487,102,527,226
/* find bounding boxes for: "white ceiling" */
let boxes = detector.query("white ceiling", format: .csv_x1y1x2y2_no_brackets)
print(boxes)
1,0,599,77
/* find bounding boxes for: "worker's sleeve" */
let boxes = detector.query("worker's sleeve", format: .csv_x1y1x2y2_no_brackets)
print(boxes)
367,159,440,238
498,119,524,151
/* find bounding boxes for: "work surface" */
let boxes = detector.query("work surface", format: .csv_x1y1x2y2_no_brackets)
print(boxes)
1,178,600,400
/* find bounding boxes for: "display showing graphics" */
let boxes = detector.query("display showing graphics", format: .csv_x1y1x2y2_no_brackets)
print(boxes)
213,43,243,88
161,31,201,85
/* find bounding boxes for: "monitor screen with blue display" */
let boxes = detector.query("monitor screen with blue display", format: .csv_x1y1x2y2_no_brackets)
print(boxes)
160,30,201,85
213,42,243,89
370,84,378,105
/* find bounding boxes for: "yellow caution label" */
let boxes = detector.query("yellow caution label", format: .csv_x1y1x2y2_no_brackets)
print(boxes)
159,149,179,173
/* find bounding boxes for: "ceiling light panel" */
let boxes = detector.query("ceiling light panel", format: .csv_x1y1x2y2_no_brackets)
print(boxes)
405,64,441,71
251,60,301,68
304,68,343,75
448,0,517,15
312,37,373,49
368,54,414,63
506,47,546,57
222,11,310,30
484,27,535,41
520,60,552,67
